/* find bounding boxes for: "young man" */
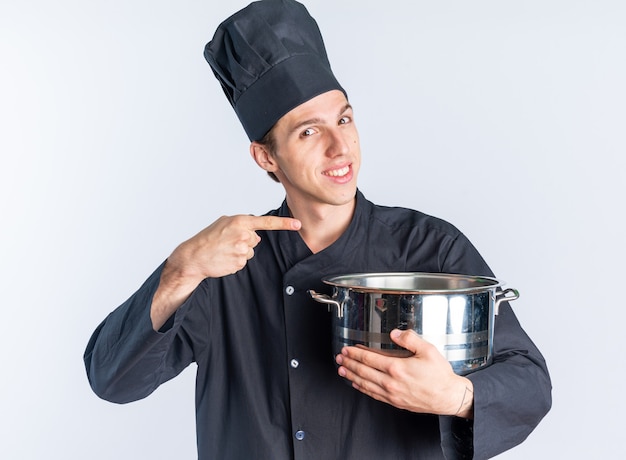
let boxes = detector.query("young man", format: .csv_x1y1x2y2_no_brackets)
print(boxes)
85,1,551,458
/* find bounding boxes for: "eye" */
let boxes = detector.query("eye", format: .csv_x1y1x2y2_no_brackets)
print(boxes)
301,127,316,137
338,116,351,125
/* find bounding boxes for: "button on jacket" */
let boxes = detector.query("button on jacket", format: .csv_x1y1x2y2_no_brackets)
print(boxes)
84,190,551,459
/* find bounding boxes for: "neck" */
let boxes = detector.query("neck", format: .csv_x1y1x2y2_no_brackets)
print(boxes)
286,195,356,254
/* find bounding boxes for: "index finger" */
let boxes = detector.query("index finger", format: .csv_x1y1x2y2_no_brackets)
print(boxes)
246,215,302,231
340,345,391,372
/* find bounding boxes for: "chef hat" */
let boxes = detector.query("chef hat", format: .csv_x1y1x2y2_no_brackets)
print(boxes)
204,0,346,141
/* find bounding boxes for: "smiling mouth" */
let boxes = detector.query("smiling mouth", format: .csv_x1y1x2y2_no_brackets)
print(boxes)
323,165,350,177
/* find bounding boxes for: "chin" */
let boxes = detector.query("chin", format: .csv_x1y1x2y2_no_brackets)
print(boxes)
328,187,357,206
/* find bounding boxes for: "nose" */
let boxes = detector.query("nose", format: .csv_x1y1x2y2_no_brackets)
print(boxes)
326,126,350,157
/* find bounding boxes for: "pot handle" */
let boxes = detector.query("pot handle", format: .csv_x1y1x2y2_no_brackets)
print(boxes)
308,290,344,318
494,288,520,315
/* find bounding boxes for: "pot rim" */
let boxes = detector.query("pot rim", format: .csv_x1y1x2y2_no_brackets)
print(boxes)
321,272,505,295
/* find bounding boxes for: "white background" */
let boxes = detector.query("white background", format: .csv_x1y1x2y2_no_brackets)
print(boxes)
1,0,624,458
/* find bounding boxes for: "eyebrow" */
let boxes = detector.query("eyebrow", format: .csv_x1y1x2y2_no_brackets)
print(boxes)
288,103,353,135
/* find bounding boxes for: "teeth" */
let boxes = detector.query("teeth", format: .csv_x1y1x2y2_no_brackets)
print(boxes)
325,166,350,177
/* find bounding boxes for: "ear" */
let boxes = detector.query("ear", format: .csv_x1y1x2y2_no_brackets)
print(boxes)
250,142,278,173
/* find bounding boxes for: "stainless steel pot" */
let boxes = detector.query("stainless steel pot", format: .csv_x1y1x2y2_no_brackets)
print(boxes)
309,273,519,375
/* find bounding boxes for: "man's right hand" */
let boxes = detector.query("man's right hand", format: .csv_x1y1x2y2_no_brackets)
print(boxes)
150,215,301,330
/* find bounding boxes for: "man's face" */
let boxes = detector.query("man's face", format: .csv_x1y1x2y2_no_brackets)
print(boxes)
265,89,361,209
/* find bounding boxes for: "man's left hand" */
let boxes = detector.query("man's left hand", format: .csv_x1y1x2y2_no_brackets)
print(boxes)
335,329,474,418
